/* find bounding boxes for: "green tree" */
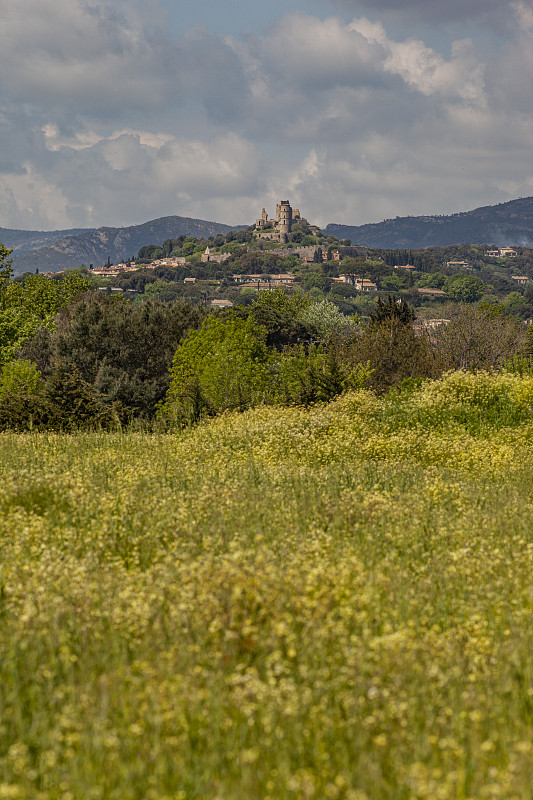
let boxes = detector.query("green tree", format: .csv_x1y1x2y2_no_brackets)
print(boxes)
345,317,440,393
138,245,162,260
0,359,43,399
329,283,358,299
416,273,447,289
0,270,92,366
380,274,405,293
253,287,312,318
43,295,205,419
0,363,119,432
299,300,358,341
369,295,415,327
0,243,13,304
503,291,529,318
446,275,484,303
161,314,275,425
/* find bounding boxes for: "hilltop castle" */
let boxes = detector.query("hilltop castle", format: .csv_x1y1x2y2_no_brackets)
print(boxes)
255,200,311,243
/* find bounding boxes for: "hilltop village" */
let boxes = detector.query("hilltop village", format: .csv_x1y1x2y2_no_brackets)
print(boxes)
37,199,533,320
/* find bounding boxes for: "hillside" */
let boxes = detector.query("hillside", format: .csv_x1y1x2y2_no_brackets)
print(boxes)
8,196,533,273
11,216,246,274
326,196,533,248
0,226,92,255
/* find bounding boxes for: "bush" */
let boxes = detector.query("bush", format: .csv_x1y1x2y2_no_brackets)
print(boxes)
0,359,43,399
343,318,442,393
37,294,205,419
0,365,120,431
435,305,524,370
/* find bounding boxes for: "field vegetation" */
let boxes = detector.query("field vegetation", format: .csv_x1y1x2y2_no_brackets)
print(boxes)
1,370,533,799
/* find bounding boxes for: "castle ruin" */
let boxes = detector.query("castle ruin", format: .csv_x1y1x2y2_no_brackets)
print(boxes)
255,200,308,243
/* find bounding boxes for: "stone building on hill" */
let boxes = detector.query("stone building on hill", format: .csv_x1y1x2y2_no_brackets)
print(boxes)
201,246,232,264
255,200,311,243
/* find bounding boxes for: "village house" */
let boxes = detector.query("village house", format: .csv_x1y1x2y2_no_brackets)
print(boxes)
230,274,296,288
91,265,129,276
512,275,529,285
210,299,234,308
487,248,518,258
414,318,450,338
336,274,376,291
336,274,356,285
354,278,377,292
446,261,471,270
322,249,340,261
149,257,187,267
421,318,450,330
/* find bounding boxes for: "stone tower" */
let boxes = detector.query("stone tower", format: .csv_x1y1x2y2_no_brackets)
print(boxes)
276,200,292,243
255,208,269,229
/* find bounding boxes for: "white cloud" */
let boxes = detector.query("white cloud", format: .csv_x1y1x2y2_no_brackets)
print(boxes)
0,129,263,229
0,0,181,114
330,0,531,27
348,19,485,104
511,0,533,28
1,2,533,231
0,165,71,230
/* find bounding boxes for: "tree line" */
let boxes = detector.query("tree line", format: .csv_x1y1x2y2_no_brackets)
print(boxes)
1,242,531,431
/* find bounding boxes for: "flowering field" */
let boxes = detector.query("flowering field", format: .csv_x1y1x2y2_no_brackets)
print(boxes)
1,371,533,800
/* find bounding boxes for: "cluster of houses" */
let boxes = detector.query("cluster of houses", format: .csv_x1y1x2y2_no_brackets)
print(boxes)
486,247,518,257
90,256,189,277
332,275,377,292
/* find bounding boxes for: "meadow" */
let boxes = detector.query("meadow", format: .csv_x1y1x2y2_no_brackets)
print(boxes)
1,370,533,799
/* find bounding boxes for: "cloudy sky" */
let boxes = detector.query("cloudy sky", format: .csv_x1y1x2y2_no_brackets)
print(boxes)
1,0,533,231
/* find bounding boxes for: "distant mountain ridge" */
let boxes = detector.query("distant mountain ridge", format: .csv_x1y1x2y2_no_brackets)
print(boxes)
326,197,533,249
1,226,92,255
10,216,247,274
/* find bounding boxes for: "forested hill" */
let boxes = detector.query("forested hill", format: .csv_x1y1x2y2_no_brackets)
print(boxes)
0,226,92,255
326,197,533,248
11,216,246,274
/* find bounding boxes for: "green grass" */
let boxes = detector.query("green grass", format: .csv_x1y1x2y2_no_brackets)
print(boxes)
1,371,533,799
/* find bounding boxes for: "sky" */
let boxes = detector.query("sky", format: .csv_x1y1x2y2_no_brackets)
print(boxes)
1,0,533,232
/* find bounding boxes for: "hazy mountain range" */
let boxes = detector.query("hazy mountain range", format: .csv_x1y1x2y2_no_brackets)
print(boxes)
1,227,92,256
7,216,245,274
5,197,533,274
326,197,533,250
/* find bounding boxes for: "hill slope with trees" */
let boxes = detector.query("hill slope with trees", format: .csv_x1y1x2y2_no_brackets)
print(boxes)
0,226,92,255
11,216,246,274
326,197,533,248
9,196,533,272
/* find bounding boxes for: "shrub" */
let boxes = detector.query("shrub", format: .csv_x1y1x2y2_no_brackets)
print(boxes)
0,359,43,399
0,365,120,432
344,318,442,393
160,314,277,425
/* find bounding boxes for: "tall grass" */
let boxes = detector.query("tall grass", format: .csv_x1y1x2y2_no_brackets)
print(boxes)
0,370,532,799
